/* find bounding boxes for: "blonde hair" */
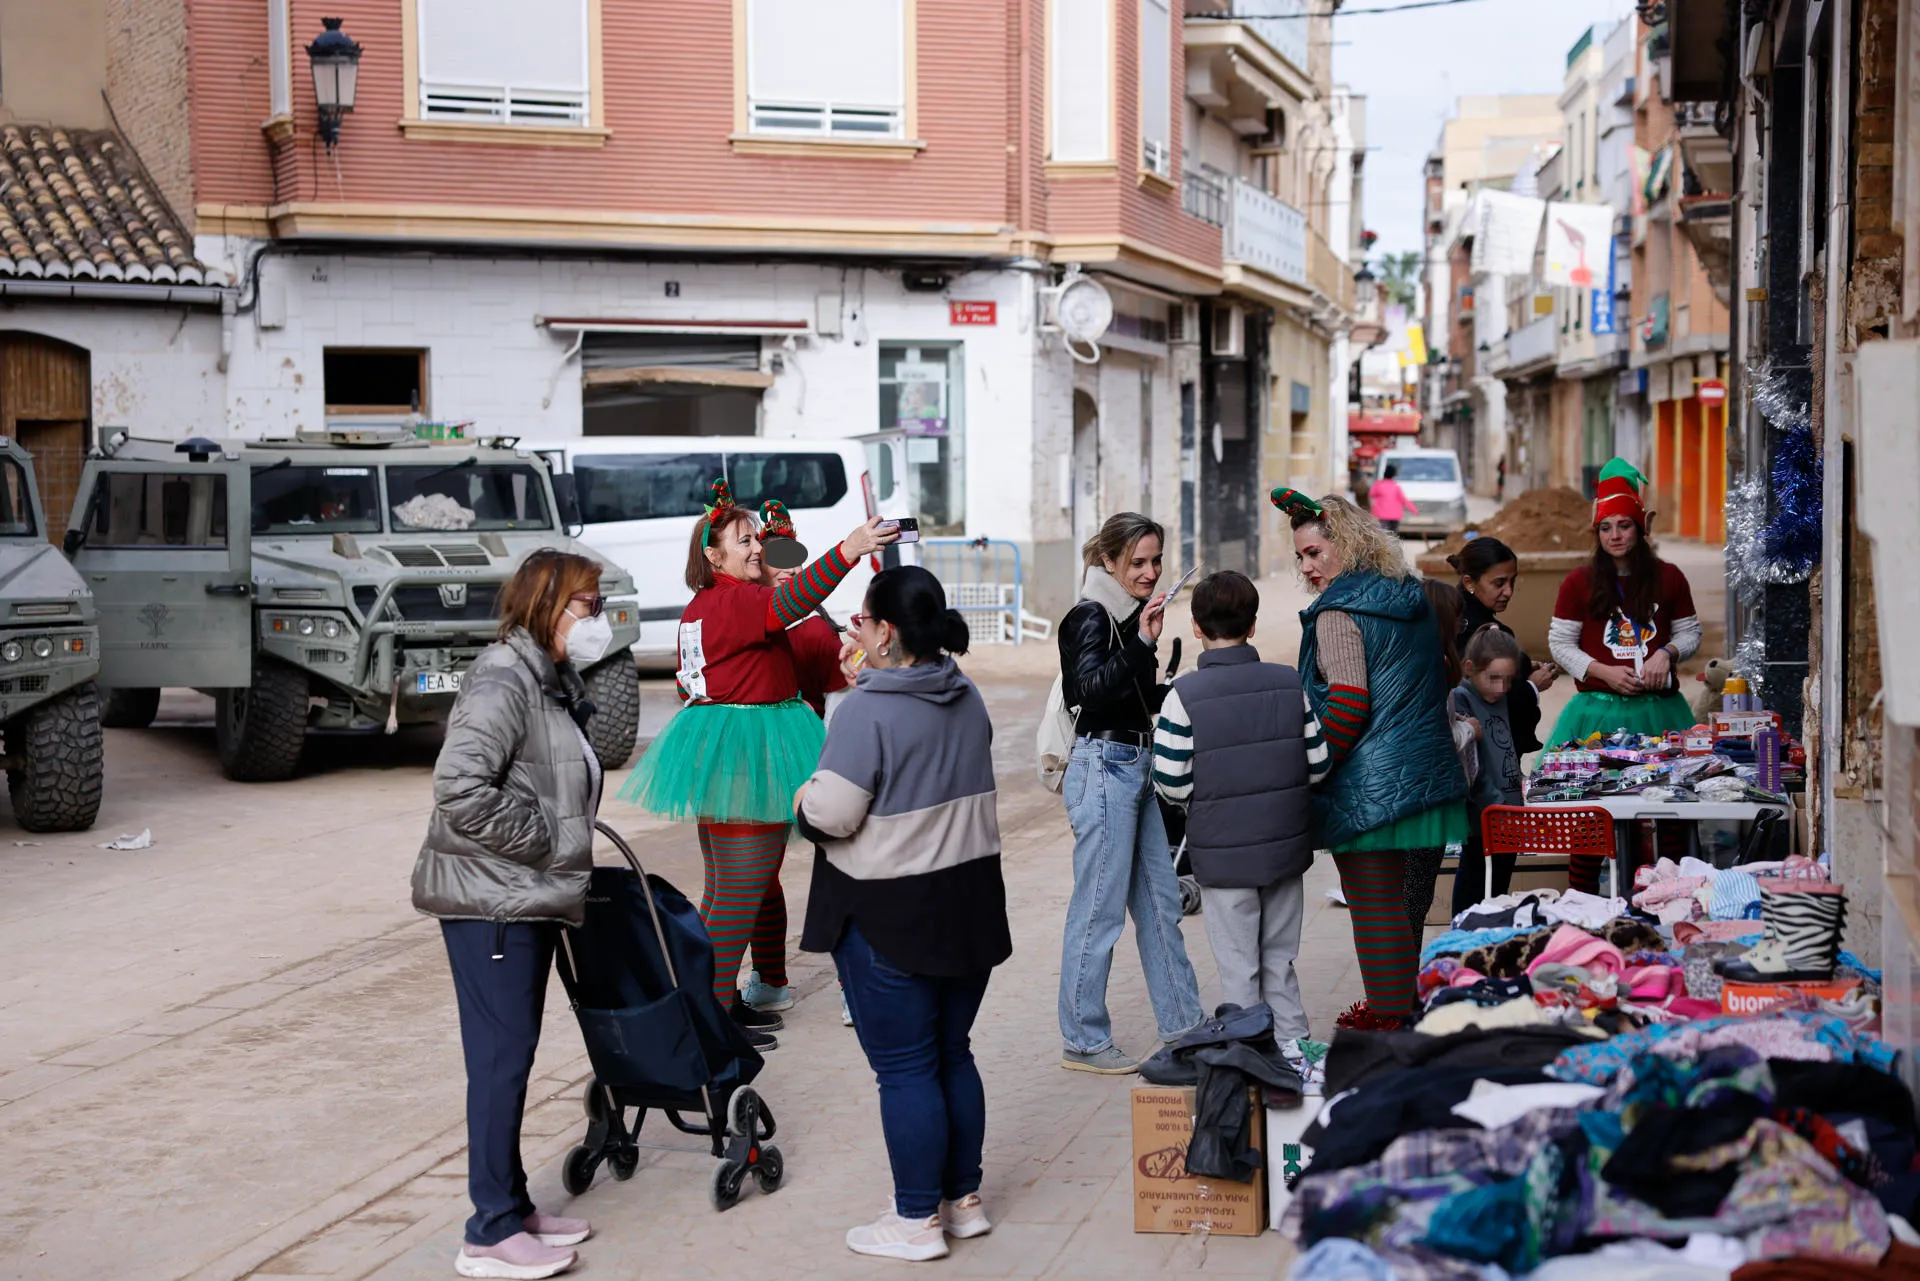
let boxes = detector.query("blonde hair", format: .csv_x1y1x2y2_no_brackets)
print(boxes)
1290,494,1409,583
1082,512,1164,569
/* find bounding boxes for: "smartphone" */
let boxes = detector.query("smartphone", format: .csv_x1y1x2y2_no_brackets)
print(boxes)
1166,563,1201,601
886,517,921,544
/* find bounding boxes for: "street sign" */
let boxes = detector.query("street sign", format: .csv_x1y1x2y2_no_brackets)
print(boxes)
1698,379,1727,405
949,300,997,325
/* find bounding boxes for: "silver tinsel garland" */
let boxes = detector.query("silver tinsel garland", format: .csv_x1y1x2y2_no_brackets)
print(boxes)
1724,475,1811,595
1749,360,1811,431
1733,630,1768,694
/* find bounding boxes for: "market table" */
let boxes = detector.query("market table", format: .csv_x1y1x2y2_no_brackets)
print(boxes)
1526,795,1796,898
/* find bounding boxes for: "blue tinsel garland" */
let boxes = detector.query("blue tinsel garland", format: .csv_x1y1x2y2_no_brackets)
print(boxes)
1762,425,1822,577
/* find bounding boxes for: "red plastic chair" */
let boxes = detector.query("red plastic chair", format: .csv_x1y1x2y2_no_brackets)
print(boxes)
1480,805,1618,902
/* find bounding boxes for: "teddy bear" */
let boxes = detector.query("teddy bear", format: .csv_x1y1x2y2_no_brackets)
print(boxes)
1688,656,1733,724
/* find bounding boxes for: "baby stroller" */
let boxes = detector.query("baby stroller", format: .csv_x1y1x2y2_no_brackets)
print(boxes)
554,821,784,1212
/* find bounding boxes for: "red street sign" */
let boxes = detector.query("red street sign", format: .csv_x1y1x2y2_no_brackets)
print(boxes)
949,300,997,326
1697,378,1727,405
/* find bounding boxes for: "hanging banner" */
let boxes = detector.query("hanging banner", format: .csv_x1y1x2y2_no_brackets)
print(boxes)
1469,189,1548,277
1543,201,1617,289
1406,322,1428,366
1591,235,1619,335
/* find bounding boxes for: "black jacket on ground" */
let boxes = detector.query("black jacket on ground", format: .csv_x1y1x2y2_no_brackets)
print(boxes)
1059,567,1163,736
1458,594,1544,755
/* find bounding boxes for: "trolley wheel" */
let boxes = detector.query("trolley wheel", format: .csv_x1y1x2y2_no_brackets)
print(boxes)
752,1144,785,1194
609,1146,640,1182
710,1159,747,1212
561,1145,598,1197
726,1087,757,1138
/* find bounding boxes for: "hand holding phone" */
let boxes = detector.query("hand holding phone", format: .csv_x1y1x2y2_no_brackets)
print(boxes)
887,517,921,544
1166,564,1201,601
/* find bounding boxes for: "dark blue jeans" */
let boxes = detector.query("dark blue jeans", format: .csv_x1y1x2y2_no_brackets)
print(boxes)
442,919,558,1247
833,923,991,1219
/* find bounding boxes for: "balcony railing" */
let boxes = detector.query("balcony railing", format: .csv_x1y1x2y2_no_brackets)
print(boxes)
1183,169,1228,228
1506,314,1558,369
1308,228,1355,313
1187,0,1309,76
1227,179,1307,287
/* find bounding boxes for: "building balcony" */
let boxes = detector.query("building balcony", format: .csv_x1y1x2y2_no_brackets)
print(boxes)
1491,314,1558,379
1677,194,1733,307
1183,1,1311,139
1184,0,1311,87
1222,178,1308,301
1183,168,1229,229
1308,227,1355,315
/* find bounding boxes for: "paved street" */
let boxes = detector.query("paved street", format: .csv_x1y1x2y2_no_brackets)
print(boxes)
0,543,1722,1281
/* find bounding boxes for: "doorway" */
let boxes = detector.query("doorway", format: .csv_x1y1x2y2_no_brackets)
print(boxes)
1072,389,1100,553
0,332,90,541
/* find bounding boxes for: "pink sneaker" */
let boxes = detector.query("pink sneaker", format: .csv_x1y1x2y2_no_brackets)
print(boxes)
524,1212,592,1247
940,1194,992,1239
454,1231,577,1279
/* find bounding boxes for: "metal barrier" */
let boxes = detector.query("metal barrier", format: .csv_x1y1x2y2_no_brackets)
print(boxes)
920,538,1051,646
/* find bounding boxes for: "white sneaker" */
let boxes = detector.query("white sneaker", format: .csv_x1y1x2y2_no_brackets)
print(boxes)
940,1194,992,1239
841,991,854,1027
846,1209,949,1261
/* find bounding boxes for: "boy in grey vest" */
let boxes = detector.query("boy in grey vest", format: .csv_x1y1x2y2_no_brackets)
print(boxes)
1152,572,1329,1041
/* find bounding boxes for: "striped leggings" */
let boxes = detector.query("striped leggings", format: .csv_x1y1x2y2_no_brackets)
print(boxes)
697,822,791,1009
1333,847,1421,1019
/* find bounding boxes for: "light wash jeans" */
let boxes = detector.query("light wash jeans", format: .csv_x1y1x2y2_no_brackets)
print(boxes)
1058,736,1204,1055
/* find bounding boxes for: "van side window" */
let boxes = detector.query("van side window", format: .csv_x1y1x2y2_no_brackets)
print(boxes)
574,453,723,523
88,473,229,547
726,454,847,511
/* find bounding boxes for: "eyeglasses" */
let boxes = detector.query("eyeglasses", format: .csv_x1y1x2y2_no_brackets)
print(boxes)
570,593,605,618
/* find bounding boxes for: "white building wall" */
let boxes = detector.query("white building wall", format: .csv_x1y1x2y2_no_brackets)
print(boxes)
0,302,225,437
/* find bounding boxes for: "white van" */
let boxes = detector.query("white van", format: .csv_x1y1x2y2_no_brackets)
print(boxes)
1373,446,1469,537
524,437,878,663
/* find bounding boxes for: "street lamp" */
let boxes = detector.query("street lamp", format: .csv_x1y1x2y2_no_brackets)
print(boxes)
307,17,363,149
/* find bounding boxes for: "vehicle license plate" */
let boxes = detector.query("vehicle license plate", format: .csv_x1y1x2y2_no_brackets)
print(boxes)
416,671,462,695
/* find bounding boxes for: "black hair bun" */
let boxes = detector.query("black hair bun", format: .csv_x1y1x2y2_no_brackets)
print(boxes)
941,607,972,656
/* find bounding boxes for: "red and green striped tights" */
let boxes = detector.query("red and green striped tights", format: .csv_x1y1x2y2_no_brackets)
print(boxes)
697,822,791,1009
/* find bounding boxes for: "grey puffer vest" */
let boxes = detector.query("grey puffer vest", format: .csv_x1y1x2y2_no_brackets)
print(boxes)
1175,646,1314,888
411,629,597,926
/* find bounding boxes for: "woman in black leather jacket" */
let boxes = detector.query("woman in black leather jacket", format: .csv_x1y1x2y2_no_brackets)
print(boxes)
1055,513,1204,1076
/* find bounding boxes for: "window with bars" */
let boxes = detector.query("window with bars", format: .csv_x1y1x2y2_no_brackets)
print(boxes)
746,0,905,138
417,0,590,127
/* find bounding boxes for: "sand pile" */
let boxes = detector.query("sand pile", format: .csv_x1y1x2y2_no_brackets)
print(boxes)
1434,486,1594,558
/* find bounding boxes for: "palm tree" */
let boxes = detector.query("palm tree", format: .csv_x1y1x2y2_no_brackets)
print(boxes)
1376,251,1423,309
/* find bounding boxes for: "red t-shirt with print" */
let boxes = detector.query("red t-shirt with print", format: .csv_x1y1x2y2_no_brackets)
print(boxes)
1551,561,1697,694
676,576,800,706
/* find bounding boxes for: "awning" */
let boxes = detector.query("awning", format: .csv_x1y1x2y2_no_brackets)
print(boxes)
537,316,810,336
1347,411,1422,436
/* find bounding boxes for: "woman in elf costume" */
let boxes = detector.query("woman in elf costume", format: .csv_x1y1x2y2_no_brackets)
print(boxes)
620,480,896,1049
1545,458,1701,746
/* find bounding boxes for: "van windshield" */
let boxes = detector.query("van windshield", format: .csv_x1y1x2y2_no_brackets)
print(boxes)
251,465,382,534
387,464,552,532
1388,456,1458,483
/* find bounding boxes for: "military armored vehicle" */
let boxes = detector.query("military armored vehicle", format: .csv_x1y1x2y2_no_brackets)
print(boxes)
0,437,103,830
65,427,642,783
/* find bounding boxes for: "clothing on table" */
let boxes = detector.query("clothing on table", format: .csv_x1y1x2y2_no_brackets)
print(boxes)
697,822,790,1008
1367,476,1418,523
442,919,558,1247
1457,593,1544,754
833,922,990,1219
1416,995,1557,1036
1452,890,1557,933
1449,1078,1606,1130
1286,1239,1397,1281
1322,1023,1606,1097
1201,877,1308,1040
1545,1013,1902,1087
796,656,1009,977
620,543,853,824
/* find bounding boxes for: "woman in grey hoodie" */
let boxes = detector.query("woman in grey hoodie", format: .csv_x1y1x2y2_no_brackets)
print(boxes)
795,565,1010,1264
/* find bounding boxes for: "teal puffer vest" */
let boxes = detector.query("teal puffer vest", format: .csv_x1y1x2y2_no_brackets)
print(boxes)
1297,571,1467,848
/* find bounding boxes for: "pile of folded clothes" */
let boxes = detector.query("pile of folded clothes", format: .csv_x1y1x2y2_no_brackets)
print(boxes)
1280,889,1913,1280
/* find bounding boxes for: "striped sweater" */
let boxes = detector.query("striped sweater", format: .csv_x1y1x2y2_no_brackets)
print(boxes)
1153,686,1332,803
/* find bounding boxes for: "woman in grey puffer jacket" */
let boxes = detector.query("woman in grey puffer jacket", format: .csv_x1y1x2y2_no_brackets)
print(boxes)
411,549,615,1281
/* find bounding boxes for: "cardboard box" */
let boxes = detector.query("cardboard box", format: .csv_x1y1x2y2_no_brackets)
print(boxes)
1266,1099,1322,1230
1131,1086,1267,1236
1719,977,1861,1016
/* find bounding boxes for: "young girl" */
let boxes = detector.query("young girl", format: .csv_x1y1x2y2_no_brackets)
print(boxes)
1449,627,1528,919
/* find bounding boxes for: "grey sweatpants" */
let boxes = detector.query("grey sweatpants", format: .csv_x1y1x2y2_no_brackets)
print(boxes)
1199,876,1308,1041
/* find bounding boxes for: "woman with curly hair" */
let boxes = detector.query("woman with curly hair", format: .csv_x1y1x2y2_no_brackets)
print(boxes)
1271,489,1469,1030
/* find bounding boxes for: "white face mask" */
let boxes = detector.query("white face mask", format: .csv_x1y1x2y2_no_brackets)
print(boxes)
564,612,615,667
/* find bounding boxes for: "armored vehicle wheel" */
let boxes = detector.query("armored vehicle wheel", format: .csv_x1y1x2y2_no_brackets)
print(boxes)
100,687,161,729
7,682,104,832
582,656,640,771
215,660,309,782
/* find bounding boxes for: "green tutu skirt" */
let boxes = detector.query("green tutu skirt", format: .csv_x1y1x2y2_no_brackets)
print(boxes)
1547,689,1695,747
1335,800,1469,854
617,699,825,825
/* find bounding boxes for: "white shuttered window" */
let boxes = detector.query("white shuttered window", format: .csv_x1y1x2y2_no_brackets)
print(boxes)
747,0,906,138
418,0,590,126
1051,0,1111,162
1139,0,1171,175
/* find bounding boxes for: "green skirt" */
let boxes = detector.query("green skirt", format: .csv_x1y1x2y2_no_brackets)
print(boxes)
617,699,824,825
1546,689,1695,747
1335,800,1469,854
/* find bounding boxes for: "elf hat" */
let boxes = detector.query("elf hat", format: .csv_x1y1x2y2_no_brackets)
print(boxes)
1592,458,1649,528
759,499,809,569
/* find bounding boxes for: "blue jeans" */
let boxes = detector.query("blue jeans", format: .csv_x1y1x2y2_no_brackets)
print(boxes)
442,919,557,1247
1058,737,1204,1055
834,923,991,1219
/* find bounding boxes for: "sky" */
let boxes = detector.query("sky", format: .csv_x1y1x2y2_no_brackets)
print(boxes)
1331,0,1637,263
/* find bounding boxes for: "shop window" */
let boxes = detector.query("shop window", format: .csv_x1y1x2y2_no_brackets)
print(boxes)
878,344,965,535
323,349,426,416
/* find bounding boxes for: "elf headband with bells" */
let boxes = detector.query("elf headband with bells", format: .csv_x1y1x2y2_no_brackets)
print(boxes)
698,478,809,569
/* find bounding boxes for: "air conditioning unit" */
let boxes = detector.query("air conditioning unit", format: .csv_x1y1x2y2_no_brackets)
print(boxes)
1169,301,1201,345
1211,303,1245,358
